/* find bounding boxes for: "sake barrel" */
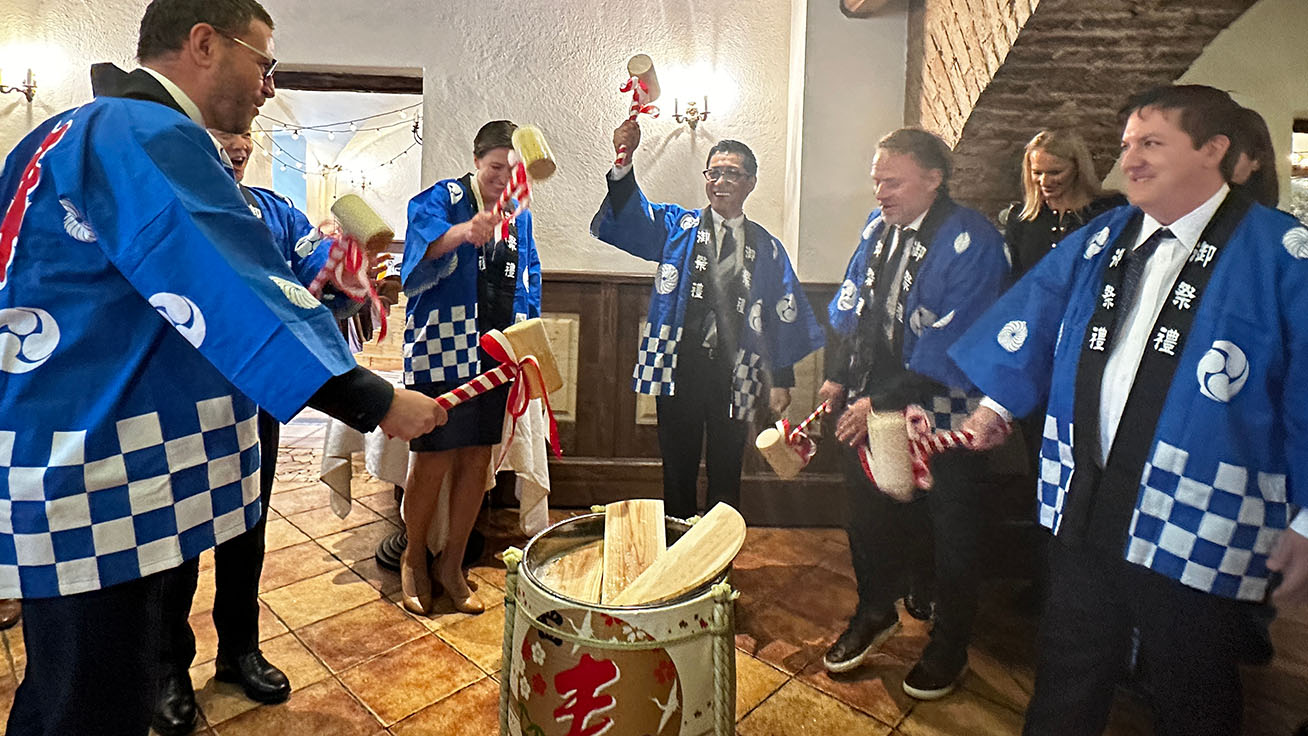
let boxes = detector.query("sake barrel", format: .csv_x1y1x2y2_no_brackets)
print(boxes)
500,513,737,736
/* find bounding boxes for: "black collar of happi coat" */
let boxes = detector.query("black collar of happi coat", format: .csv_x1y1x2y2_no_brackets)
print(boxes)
1062,188,1253,548
89,63,188,118
682,207,759,361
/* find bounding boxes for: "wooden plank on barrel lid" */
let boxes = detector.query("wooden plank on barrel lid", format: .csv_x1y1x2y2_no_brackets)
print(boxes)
601,499,666,604
540,540,605,603
609,503,746,607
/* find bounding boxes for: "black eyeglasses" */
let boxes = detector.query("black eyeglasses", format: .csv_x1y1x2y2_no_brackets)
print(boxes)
225,35,278,80
703,166,750,183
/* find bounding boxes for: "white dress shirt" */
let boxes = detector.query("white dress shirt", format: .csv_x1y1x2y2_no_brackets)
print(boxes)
980,186,1308,533
140,67,232,168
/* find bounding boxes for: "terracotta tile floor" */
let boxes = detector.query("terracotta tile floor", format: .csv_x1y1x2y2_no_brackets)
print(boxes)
1,415,1306,735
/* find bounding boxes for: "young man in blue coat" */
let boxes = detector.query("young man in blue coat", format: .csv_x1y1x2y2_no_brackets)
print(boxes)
953,85,1308,736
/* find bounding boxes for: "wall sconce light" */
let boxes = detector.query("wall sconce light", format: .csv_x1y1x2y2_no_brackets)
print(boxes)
0,68,37,103
672,96,710,129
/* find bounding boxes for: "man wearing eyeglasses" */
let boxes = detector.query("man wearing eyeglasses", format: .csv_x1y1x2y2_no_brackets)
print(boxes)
591,120,824,519
0,1,445,734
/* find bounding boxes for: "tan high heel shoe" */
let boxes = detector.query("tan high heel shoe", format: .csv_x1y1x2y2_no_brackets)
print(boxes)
401,554,432,615
432,556,483,614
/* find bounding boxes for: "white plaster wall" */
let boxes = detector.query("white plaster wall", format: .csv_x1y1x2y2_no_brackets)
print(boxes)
793,0,907,282
1176,0,1308,211
0,0,143,153
1,0,910,279
261,0,795,275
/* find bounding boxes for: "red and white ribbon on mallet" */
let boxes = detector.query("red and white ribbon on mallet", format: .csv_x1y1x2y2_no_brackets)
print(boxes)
755,400,831,479
491,154,531,244
614,54,661,168
489,125,557,243
306,194,395,341
780,400,831,465
433,323,563,468
859,404,977,500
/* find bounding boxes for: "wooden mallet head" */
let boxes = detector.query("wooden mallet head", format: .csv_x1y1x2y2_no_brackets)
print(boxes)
626,54,660,103
511,125,557,181
330,194,394,254
755,423,808,479
500,318,564,399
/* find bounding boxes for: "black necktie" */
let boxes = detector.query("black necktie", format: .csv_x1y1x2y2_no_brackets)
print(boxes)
1115,227,1171,329
879,227,916,338
719,225,736,263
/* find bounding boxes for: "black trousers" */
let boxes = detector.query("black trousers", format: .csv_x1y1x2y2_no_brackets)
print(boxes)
840,442,987,660
7,566,179,736
655,347,748,519
1022,539,1252,736
160,411,279,674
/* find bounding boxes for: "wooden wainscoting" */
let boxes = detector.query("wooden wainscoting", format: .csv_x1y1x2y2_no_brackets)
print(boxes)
533,272,849,526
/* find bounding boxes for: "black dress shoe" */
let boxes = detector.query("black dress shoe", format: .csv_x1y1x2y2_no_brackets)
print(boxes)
151,673,199,736
215,650,291,704
822,609,900,674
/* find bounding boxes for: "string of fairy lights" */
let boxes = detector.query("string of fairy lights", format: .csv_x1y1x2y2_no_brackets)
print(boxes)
251,102,422,188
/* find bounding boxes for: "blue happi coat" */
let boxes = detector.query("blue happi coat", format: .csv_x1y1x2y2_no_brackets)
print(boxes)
401,177,542,385
828,203,1008,430
0,99,358,598
948,200,1308,601
245,185,356,318
590,176,824,422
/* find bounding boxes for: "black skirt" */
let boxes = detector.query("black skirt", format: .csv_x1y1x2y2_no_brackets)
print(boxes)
408,357,510,452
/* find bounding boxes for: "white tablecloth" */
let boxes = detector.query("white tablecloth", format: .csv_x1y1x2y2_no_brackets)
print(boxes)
319,391,552,550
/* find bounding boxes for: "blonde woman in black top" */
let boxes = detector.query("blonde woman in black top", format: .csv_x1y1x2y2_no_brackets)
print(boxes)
1002,129,1125,277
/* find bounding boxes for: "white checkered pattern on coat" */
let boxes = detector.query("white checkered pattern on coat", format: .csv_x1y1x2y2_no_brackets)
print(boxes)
1038,414,1075,533
0,395,261,598
729,350,765,423
632,321,681,396
1126,441,1292,601
927,390,981,433
404,304,480,384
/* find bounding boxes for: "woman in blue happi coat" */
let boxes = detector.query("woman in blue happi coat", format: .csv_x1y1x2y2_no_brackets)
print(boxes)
399,120,542,615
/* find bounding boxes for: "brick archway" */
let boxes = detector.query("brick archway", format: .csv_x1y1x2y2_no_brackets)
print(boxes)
909,0,1259,219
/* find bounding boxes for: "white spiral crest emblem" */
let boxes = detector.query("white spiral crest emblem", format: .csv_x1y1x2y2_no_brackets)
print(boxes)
997,320,1028,353
748,300,764,333
0,307,60,374
446,181,464,204
776,293,798,323
269,275,320,310
1197,340,1249,403
836,279,858,311
656,263,680,295
1283,226,1308,260
294,228,324,258
60,198,96,243
1084,226,1111,260
679,213,700,231
148,293,206,348
953,231,971,254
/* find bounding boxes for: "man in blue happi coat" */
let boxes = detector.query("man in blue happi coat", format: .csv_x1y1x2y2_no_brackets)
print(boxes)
591,120,824,519
818,128,1009,699
0,1,445,733
144,128,379,735
952,85,1308,735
